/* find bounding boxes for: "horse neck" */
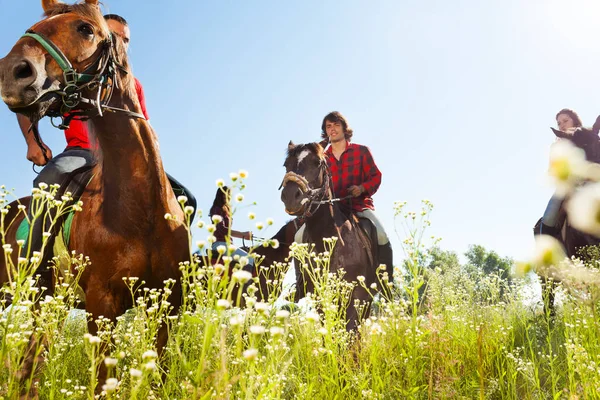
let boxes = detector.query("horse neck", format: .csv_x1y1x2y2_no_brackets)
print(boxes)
88,88,173,219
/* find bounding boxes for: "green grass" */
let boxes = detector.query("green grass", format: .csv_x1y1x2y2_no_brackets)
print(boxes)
3,187,600,399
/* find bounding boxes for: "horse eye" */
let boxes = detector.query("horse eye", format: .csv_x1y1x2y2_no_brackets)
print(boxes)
77,23,94,37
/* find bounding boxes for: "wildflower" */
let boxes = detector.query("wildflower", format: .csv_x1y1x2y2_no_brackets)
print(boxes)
548,140,589,197
248,212,256,220
254,302,269,314
232,270,252,283
306,311,320,323
357,276,365,283
142,350,158,360
177,195,188,205
236,194,244,203
276,310,290,319
243,348,258,361
217,299,231,310
250,325,265,335
207,235,216,244
197,220,205,229
270,326,285,337
216,245,227,255
184,206,194,215
216,179,225,188
369,322,383,336
196,241,206,250
211,215,223,224
102,378,118,393
230,172,239,182
318,327,328,335
87,335,101,345
214,264,225,274
566,183,600,236
143,360,156,371
207,224,216,234
532,235,567,268
130,368,143,379
104,357,118,367
239,170,248,179
270,239,280,249
256,222,264,230
230,315,245,326
237,257,249,267
266,218,274,226
514,261,533,278
17,204,26,211
164,213,172,220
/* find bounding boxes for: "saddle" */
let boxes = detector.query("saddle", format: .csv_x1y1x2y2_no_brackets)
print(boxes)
17,165,95,260
300,212,378,268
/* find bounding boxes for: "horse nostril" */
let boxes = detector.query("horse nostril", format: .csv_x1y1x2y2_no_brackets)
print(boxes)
13,60,34,81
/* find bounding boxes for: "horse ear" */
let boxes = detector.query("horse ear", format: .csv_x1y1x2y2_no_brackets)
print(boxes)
41,0,61,12
318,139,329,149
288,141,295,150
84,0,100,6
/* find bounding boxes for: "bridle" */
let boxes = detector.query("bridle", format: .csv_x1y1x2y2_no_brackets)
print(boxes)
22,27,146,166
280,157,352,218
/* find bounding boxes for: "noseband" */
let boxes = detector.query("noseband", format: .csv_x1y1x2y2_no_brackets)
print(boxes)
280,160,332,218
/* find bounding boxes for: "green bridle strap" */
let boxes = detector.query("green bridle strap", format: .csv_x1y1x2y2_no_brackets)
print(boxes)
22,31,96,84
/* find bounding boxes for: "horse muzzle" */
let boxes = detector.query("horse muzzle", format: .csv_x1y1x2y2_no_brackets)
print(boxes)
0,49,59,116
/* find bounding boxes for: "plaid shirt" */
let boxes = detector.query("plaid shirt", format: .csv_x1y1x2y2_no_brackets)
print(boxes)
325,142,382,212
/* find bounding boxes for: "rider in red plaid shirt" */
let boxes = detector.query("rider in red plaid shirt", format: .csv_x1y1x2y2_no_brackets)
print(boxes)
296,111,394,279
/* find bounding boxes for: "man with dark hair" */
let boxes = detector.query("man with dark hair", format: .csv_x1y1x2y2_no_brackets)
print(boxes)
17,14,195,271
296,111,394,279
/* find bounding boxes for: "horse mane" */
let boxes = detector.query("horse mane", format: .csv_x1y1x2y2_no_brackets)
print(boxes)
42,2,135,100
286,142,325,161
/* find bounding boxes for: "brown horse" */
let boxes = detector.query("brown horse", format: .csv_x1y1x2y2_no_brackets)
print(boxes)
0,0,188,385
280,141,377,331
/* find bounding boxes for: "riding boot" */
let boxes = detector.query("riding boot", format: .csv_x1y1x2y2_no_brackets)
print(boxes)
377,241,394,284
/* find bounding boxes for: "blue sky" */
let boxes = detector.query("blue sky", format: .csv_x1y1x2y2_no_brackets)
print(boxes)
2,0,600,262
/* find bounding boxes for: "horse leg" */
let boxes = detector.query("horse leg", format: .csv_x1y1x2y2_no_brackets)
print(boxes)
155,279,182,360
84,284,130,391
541,276,557,318
345,286,372,332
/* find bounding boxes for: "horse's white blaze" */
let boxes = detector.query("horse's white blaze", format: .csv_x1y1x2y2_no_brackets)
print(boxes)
297,150,310,166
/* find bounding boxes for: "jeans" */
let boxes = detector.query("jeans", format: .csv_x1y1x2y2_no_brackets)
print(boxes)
211,242,255,267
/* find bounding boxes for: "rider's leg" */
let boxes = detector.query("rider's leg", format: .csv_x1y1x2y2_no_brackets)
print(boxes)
539,195,564,239
210,241,255,270
166,173,197,223
357,209,394,283
25,148,95,288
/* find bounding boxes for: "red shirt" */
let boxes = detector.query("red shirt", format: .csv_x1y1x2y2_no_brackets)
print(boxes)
325,142,382,212
65,77,150,149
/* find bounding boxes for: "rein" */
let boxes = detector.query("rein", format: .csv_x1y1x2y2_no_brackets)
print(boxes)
280,160,352,218
22,29,146,167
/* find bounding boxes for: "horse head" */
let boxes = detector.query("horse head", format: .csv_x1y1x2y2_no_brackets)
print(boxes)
280,141,328,216
0,0,131,122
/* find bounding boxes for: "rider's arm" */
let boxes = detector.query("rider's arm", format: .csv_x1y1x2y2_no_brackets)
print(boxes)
359,146,382,196
230,230,252,240
17,114,52,165
134,78,150,121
